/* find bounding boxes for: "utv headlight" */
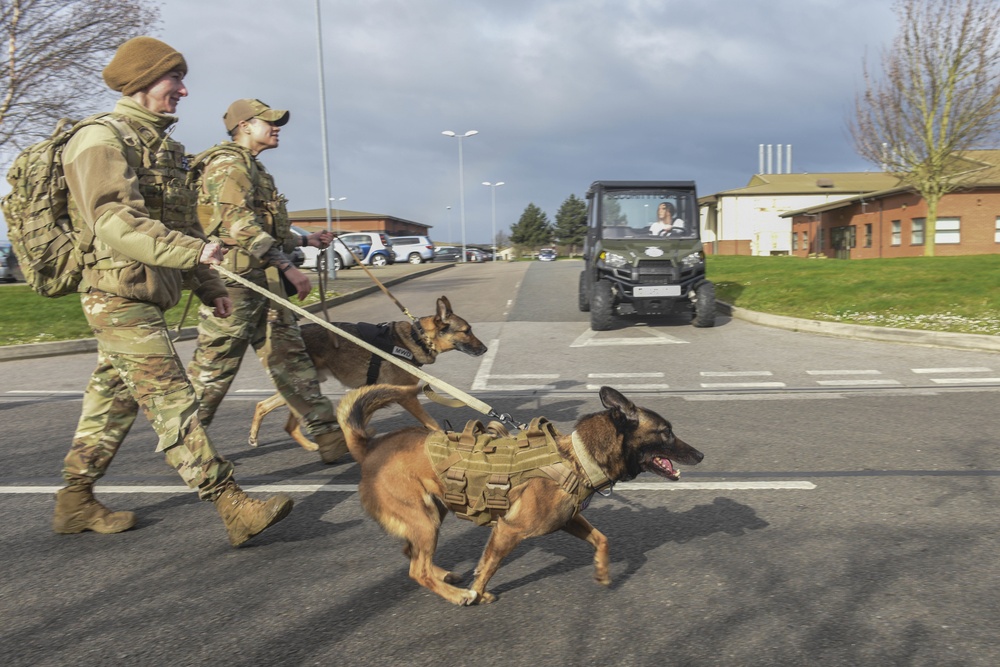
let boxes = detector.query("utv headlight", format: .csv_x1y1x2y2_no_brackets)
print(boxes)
680,251,705,269
600,250,629,268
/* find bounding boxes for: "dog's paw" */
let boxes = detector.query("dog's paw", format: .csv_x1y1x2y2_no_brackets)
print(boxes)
595,574,612,587
443,571,463,584
459,589,479,606
478,591,497,604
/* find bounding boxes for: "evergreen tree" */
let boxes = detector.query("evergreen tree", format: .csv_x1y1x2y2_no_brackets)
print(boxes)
509,203,552,247
552,194,587,254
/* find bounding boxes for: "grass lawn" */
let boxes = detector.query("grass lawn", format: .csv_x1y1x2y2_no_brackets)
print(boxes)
1,254,998,346
0,285,334,346
708,254,1000,335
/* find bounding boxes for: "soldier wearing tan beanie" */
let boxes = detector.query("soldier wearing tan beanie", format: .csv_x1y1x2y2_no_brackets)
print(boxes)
51,36,295,548
102,36,188,96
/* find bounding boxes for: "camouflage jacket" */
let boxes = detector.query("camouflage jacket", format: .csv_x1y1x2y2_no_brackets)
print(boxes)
192,142,295,277
63,97,226,311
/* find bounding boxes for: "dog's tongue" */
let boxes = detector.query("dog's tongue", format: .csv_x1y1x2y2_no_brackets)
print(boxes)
653,456,681,480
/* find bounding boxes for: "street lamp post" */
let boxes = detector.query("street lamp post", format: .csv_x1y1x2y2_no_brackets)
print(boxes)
482,181,504,261
326,197,346,279
441,130,477,262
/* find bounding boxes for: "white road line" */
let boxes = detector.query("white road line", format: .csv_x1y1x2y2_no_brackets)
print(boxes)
617,481,817,490
930,377,1000,384
701,371,774,377
586,384,671,391
700,382,787,389
589,372,665,378
685,393,846,401
806,369,882,375
0,481,816,494
489,374,561,380
570,328,688,348
913,367,993,374
7,390,83,394
471,338,501,391
815,379,902,386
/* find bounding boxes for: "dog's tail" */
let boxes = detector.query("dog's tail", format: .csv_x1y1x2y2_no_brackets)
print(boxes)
336,384,422,463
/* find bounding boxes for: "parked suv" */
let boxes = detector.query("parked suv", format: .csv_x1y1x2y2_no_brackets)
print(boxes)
578,180,715,330
290,226,360,272
390,235,435,264
338,232,395,266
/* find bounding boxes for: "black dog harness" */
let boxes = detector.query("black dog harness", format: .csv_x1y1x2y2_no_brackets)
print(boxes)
353,322,422,385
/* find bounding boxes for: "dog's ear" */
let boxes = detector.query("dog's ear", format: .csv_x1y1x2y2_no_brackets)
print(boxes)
436,296,453,321
599,386,638,426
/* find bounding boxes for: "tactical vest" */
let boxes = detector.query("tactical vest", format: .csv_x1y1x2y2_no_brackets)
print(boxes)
191,143,291,273
425,418,606,526
68,115,200,269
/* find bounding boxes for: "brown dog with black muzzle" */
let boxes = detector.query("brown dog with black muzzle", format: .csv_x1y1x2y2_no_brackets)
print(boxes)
248,296,487,451
336,383,704,605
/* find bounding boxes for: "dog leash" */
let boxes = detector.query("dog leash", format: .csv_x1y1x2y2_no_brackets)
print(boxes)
333,235,436,351
212,264,525,431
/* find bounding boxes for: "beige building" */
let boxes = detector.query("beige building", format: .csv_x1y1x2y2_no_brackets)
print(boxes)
699,172,901,255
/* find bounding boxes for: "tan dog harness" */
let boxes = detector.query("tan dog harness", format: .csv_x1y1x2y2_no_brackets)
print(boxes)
425,418,612,526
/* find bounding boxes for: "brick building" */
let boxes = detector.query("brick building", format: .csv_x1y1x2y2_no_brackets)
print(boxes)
784,150,1000,259
289,207,431,237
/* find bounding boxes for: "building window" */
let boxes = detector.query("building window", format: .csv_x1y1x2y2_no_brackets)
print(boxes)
865,224,872,247
791,232,798,251
802,230,808,252
936,217,960,244
891,220,901,246
995,217,1000,242
911,218,925,245
817,228,824,252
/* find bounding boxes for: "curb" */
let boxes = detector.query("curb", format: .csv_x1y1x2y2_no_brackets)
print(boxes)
0,263,453,363
718,301,1000,354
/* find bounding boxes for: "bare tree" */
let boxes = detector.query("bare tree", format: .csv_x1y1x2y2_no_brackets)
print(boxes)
850,0,1000,256
0,0,159,153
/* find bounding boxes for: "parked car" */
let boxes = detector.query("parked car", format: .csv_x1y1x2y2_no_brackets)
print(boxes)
537,248,557,261
338,232,395,266
466,248,488,262
390,235,435,264
1,245,19,283
433,246,461,262
290,226,360,272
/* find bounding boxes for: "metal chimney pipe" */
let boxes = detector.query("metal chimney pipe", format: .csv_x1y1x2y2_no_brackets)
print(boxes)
767,144,773,174
759,144,765,174
786,144,792,173
777,144,783,174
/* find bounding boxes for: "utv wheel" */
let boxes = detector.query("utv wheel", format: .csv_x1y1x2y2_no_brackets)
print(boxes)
578,271,592,312
590,279,615,331
408,253,423,264
692,281,716,328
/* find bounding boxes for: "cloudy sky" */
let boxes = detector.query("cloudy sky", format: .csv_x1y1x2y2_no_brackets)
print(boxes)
6,0,901,244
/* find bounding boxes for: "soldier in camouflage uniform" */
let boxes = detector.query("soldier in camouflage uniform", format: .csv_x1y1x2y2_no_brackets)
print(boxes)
54,37,293,547
186,99,348,465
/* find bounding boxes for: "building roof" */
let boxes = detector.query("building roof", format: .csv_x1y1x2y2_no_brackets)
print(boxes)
288,208,430,230
780,150,1000,217
710,171,903,198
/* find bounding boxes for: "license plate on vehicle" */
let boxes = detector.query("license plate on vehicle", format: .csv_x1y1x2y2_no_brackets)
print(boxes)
634,285,682,297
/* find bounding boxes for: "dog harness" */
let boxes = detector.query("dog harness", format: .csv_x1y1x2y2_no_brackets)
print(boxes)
352,322,424,385
424,417,612,526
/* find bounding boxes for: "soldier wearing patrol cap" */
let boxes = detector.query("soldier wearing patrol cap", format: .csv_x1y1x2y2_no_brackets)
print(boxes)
54,39,294,547
186,99,349,465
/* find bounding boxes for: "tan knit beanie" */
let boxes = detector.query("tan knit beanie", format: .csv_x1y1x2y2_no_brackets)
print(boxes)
102,37,188,96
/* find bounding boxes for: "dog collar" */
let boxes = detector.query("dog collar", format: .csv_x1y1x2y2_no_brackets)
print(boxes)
408,322,437,362
571,431,613,494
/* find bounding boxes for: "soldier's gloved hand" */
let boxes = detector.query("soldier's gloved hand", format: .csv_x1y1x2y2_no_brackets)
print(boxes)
283,266,313,300
308,230,334,249
199,242,226,265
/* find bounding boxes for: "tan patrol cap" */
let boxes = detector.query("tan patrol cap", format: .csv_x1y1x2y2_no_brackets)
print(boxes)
223,99,290,133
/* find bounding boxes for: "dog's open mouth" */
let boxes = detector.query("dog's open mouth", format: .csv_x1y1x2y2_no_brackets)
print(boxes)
650,456,681,480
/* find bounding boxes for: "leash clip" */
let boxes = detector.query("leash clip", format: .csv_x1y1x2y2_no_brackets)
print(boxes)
489,410,526,432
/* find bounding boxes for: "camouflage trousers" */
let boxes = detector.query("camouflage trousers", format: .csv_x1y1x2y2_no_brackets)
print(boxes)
64,292,234,500
186,282,337,436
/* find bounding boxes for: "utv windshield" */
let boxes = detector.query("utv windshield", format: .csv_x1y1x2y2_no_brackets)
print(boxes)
599,189,698,240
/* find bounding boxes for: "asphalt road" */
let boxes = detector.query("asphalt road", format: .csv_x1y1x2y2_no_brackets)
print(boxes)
2,260,1000,667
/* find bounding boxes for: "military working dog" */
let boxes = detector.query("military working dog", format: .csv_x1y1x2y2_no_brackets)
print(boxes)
249,296,487,450
336,383,704,605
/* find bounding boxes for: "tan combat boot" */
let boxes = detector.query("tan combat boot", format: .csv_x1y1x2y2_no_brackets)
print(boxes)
316,429,349,464
214,481,293,547
52,484,137,534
